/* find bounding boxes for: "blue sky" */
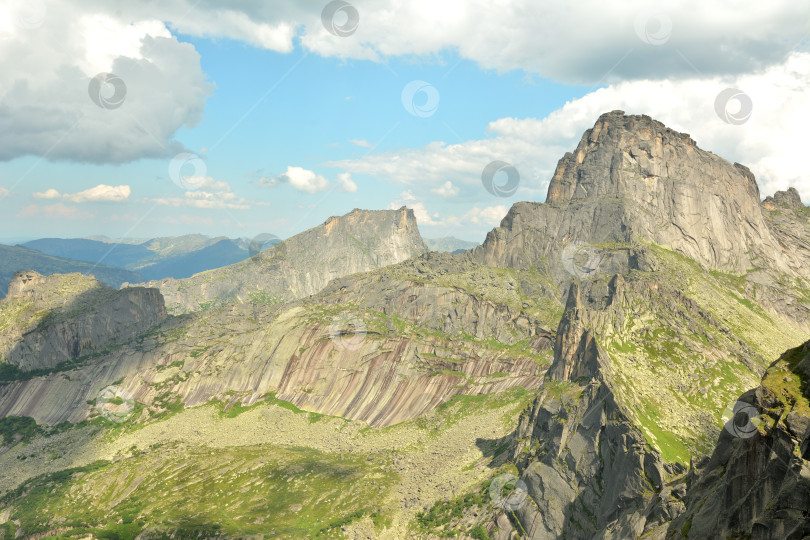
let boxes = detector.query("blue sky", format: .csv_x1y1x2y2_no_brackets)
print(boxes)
0,1,807,243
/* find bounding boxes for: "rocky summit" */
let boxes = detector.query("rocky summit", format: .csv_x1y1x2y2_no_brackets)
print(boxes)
0,112,808,539
134,206,428,314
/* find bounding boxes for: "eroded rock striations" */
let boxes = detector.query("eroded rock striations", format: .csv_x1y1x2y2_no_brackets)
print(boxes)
0,112,807,538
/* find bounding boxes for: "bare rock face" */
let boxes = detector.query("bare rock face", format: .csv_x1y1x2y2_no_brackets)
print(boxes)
0,271,166,372
139,207,428,313
669,340,810,540
763,187,804,210
6,271,49,298
474,111,802,278
499,282,686,539
0,276,548,426
761,189,810,288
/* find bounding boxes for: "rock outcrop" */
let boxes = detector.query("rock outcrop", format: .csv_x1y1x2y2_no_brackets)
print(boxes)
474,111,803,279
0,271,166,372
762,187,804,210
493,283,686,539
668,340,810,539
0,268,549,426
761,189,810,303
0,112,808,539
0,244,142,299
136,207,428,313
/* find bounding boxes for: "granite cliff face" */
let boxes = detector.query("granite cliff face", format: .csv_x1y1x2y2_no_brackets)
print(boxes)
501,282,683,539
137,207,428,314
669,340,810,540
0,271,166,372
0,255,551,427
474,111,804,281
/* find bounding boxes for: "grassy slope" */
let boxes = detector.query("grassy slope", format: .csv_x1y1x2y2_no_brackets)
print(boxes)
0,388,534,539
599,245,807,463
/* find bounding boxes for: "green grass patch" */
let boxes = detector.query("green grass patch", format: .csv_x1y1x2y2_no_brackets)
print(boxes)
0,444,395,539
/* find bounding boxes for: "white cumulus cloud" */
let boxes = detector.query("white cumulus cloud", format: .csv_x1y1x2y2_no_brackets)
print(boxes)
431,181,460,198
152,177,258,210
32,188,62,200
336,172,358,193
33,184,131,202
332,52,810,202
259,166,359,194
64,184,131,203
0,2,211,164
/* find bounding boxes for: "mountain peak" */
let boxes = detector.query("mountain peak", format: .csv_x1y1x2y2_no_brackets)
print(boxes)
763,186,804,210
138,207,427,313
476,111,797,275
7,270,101,302
547,111,722,204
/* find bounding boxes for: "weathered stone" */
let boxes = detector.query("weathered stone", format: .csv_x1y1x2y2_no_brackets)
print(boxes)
473,111,805,281
762,187,804,210
0,272,166,372
134,207,428,313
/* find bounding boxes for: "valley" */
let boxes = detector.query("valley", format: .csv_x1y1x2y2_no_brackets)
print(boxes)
0,112,808,539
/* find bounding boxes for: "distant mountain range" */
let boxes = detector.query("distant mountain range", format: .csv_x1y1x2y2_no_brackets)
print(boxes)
424,236,479,253
0,244,141,298
1,234,472,299
20,235,253,282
